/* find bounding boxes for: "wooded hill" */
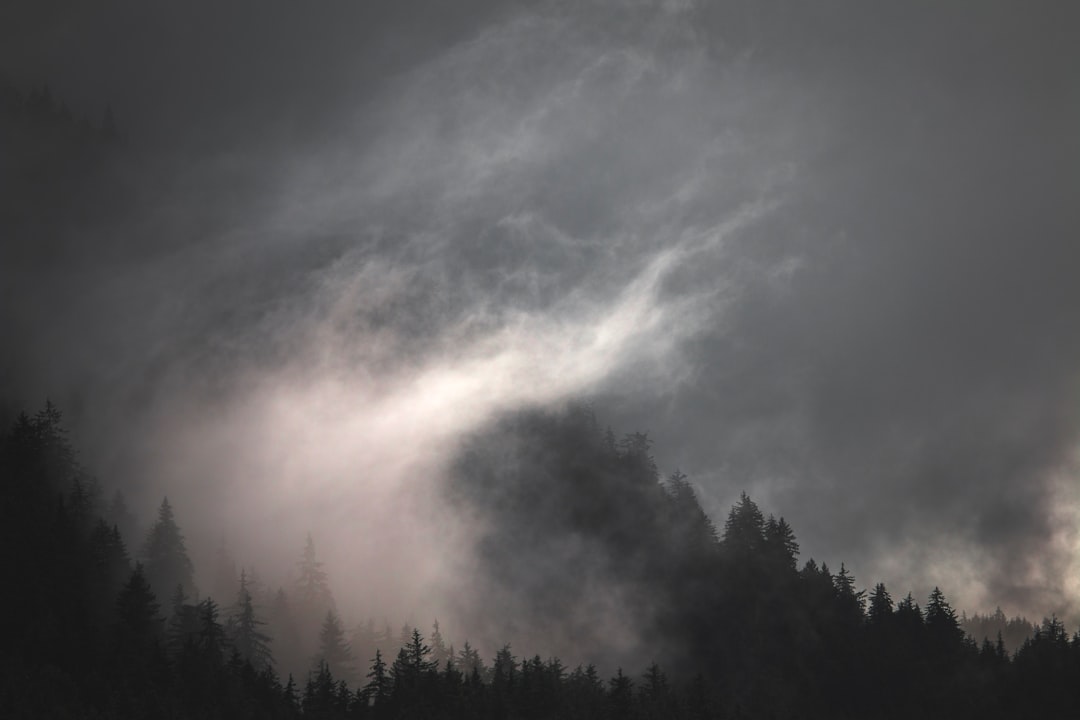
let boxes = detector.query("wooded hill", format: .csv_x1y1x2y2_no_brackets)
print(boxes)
2,401,1078,719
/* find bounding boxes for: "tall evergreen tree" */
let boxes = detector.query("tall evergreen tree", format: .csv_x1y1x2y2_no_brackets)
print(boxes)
457,641,485,679
230,568,273,670
296,533,334,612
925,586,964,649
722,492,765,555
867,582,894,625
313,610,354,683
667,469,719,551
391,628,438,687
363,648,391,709
833,563,866,622
113,563,164,660
141,497,196,602
430,619,450,667
195,597,228,662
764,515,799,569
608,668,634,719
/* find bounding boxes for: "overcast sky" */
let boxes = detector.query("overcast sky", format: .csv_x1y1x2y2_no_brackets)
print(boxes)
2,0,1079,630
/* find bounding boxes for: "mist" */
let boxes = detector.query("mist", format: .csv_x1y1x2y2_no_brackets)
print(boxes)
2,0,1079,664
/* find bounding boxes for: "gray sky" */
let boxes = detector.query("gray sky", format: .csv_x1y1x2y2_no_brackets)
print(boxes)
2,0,1079,632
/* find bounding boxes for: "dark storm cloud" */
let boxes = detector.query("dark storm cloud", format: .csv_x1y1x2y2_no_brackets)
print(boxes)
2,0,1078,628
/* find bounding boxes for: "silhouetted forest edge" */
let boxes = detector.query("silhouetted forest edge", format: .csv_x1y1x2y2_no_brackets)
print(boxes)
3,400,1079,719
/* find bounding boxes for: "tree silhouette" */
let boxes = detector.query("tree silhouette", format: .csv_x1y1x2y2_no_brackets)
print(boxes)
141,497,196,601
230,569,274,670
113,563,163,660
722,492,765,556
296,533,334,612
313,610,354,683
362,648,391,710
867,582,894,626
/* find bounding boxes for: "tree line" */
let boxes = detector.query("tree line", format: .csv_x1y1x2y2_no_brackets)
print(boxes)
2,401,1078,719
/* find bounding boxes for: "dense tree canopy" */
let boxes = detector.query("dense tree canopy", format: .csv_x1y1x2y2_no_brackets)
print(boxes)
3,401,1079,719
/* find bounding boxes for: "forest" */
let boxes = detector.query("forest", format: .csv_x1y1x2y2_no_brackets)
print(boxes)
3,13,1080,716
3,400,1079,720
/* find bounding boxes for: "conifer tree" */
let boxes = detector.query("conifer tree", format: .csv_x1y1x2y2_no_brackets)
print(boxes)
283,674,300,712
195,597,228,662
640,662,675,719
895,592,925,637
89,519,131,595
457,640,485,678
114,563,163,660
141,497,196,601
313,610,354,682
430,619,450,667
608,668,634,718
833,563,867,621
722,492,765,555
296,533,334,611
294,533,335,656
492,644,518,688
391,628,437,687
764,515,799,569
667,469,719,551
230,569,273,670
925,587,964,648
867,582,894,625
363,648,391,709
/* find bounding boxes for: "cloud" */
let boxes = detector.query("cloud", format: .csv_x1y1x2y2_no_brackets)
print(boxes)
2,0,1078,636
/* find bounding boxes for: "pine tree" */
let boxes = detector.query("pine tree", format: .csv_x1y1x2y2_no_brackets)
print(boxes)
304,661,341,717
141,497,196,602
895,592,925,638
363,648,391,709
925,587,963,648
607,668,634,718
283,674,300,712
230,569,273,670
722,492,765,555
430,619,450,667
867,582,894,625
619,431,659,484
114,563,163,660
313,610,354,682
90,519,131,590
667,469,719,551
391,628,437,687
833,563,866,621
491,644,517,688
456,641,485,678
294,533,335,658
296,533,334,611
195,597,228,662
764,515,799,569
640,662,675,719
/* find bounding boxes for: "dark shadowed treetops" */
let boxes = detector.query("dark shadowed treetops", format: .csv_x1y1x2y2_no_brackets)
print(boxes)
4,400,1080,718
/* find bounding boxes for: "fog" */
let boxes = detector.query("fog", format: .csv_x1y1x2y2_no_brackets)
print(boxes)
2,0,1078,658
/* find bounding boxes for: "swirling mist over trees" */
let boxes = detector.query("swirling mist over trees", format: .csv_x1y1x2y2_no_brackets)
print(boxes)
3,2,1079,717
4,401,1079,719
